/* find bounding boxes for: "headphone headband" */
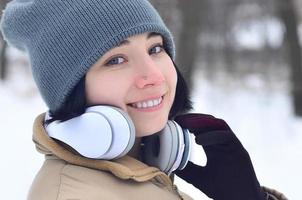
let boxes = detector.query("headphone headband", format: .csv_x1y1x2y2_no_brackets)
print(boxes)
45,105,191,174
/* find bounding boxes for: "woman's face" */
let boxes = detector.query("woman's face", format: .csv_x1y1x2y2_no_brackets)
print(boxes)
85,32,177,137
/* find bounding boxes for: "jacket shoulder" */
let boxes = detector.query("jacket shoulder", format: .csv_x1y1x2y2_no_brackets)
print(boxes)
27,156,126,200
27,156,67,200
27,156,188,200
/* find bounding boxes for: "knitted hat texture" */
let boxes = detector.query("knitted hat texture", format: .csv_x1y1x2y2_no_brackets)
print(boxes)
0,0,175,112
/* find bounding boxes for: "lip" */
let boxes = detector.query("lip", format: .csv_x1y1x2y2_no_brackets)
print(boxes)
129,94,164,104
127,95,165,112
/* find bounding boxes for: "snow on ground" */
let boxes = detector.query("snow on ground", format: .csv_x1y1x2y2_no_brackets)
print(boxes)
1,48,301,199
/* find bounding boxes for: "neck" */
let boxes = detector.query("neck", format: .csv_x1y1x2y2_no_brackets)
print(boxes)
127,137,142,159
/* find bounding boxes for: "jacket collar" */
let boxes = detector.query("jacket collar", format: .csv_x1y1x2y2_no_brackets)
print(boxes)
33,113,173,188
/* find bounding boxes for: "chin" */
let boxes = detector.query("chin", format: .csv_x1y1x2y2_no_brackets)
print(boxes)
135,119,167,137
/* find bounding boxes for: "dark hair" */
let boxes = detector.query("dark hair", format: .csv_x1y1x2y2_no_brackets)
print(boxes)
46,77,87,124
169,62,192,118
46,63,192,124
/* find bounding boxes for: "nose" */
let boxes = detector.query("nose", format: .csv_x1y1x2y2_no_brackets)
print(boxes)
134,57,165,89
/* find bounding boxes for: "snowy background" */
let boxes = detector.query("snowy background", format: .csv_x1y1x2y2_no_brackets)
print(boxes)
1,46,301,200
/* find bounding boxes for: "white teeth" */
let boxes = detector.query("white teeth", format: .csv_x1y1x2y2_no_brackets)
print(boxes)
147,100,153,107
131,97,162,109
137,102,142,108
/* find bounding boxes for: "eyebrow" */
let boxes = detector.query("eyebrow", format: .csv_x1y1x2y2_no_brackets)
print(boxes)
117,32,162,47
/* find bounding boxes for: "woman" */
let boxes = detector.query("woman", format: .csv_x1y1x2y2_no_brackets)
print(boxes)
0,0,287,199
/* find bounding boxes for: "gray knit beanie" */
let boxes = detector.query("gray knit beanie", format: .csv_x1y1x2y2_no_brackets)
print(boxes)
0,0,175,112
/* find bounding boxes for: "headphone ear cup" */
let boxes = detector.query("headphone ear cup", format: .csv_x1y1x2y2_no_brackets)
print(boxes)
142,120,191,174
45,105,135,160
178,128,192,170
142,123,174,173
86,106,136,159
45,111,113,158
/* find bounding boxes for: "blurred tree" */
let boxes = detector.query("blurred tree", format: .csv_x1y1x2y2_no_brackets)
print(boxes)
152,0,302,117
150,0,204,90
148,0,180,36
0,0,9,81
175,0,204,90
276,0,302,116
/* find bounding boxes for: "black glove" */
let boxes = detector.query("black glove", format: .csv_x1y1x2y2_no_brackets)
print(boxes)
174,113,266,200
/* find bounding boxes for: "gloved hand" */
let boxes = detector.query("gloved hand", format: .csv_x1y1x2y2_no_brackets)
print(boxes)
174,113,266,200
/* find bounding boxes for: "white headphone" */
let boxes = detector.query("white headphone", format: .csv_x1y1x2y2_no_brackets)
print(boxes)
45,105,191,174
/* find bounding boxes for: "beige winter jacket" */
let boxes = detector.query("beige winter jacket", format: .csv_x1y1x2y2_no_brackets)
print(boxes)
27,114,193,200
27,113,288,200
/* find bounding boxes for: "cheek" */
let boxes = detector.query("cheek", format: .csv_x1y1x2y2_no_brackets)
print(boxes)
164,60,177,97
85,72,130,107
171,66,177,90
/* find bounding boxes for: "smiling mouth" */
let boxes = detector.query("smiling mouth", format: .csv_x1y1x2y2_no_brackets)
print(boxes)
129,96,163,109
